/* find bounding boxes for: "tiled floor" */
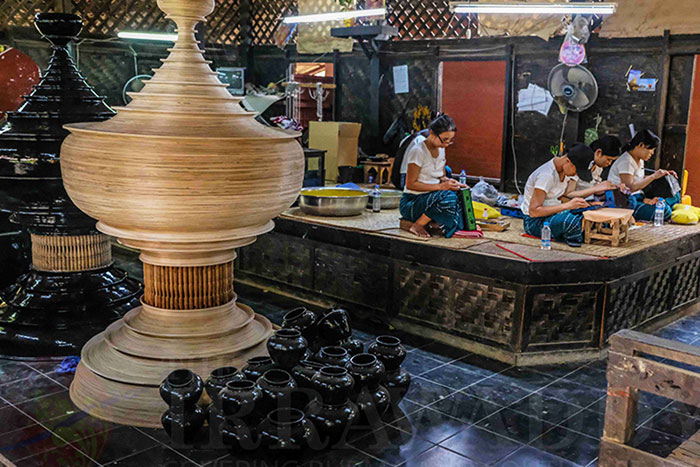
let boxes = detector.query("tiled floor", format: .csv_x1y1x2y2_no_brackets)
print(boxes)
3,284,700,466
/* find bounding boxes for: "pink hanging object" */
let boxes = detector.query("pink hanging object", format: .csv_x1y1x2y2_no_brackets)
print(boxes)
559,38,586,66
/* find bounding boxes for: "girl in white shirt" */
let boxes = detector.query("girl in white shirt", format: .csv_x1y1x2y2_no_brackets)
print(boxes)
571,135,622,193
399,115,467,238
607,129,677,221
522,144,612,247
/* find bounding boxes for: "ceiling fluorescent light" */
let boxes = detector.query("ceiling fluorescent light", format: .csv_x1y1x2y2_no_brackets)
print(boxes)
450,2,617,15
117,31,178,41
283,8,386,24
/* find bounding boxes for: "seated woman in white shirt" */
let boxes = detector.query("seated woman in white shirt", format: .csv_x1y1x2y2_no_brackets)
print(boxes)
399,115,467,238
607,129,678,221
571,135,622,193
522,144,614,247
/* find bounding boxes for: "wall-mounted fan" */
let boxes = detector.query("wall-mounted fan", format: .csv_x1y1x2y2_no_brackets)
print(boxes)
547,64,598,112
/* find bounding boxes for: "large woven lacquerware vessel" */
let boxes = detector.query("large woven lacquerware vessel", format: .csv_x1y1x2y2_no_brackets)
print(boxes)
61,0,304,427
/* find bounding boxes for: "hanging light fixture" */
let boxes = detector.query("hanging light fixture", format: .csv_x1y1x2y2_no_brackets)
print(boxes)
450,2,617,15
283,8,386,24
117,31,178,41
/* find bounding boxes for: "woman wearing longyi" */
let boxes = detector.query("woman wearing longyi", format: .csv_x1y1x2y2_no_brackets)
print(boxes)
399,114,467,239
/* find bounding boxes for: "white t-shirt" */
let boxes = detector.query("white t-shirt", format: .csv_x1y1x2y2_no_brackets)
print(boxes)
608,152,644,186
402,136,446,195
521,159,570,216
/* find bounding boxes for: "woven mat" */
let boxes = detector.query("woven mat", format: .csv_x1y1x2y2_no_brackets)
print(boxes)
468,241,601,262
281,208,700,258
281,208,490,250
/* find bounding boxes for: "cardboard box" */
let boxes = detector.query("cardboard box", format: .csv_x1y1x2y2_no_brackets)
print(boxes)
309,121,362,182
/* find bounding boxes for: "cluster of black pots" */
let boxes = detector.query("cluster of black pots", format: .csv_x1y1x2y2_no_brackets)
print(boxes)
159,307,411,453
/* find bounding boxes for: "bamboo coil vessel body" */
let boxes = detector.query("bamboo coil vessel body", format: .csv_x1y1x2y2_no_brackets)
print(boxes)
63,0,303,427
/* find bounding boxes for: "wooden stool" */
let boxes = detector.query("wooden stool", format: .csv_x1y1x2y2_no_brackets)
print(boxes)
364,160,393,185
582,208,635,247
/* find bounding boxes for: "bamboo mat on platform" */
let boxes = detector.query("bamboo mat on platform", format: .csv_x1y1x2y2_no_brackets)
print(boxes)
281,208,490,250
281,208,700,259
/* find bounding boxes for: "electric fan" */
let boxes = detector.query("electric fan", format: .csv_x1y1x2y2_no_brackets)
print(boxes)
547,64,599,112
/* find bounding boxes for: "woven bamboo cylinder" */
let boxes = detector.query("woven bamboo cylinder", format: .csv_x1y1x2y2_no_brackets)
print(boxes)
142,261,234,309
31,233,112,272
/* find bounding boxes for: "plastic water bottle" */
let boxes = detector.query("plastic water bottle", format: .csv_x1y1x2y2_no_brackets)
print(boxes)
459,170,467,185
541,221,552,250
482,207,489,219
654,199,665,227
372,185,381,213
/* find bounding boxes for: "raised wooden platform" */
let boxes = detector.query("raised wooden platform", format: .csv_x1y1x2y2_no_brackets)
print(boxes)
235,208,700,366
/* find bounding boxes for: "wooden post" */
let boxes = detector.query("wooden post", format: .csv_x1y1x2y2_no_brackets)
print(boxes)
656,30,671,170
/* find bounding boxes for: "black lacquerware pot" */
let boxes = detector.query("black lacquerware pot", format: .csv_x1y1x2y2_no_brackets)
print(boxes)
267,328,308,370
368,336,411,403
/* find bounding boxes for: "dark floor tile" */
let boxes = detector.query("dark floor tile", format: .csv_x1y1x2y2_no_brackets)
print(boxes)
653,327,698,344
382,399,423,424
496,367,556,392
531,426,599,466
401,352,445,376
420,364,484,391
401,446,480,467
134,426,171,444
440,426,522,465
430,391,501,424
666,401,700,419
417,343,471,363
353,425,434,466
529,362,585,379
449,354,511,378
402,376,455,406
665,319,700,336
391,407,466,444
298,446,387,467
15,390,80,423
103,445,197,466
559,408,605,439
642,409,700,439
26,361,78,387
587,397,660,426
632,427,684,458
47,411,118,444
0,372,65,404
0,362,38,385
495,445,579,467
352,329,378,344
639,391,673,410
14,444,98,467
540,379,606,408
461,376,531,407
174,446,230,466
70,426,159,465
0,405,35,434
507,394,581,425
562,365,608,390
476,408,554,444
0,423,68,462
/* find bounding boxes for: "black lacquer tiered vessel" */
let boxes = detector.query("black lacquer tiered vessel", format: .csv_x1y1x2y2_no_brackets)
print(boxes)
0,13,142,358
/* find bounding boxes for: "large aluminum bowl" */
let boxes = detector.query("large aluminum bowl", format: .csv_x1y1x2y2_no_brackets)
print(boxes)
366,188,402,210
299,187,369,217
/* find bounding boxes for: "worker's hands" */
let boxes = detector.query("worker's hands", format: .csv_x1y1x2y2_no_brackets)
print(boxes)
619,183,631,195
653,169,671,180
644,197,660,205
594,180,616,193
566,198,590,210
440,179,467,191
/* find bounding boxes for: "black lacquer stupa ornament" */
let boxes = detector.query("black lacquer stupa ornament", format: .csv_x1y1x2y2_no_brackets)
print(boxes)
0,13,142,357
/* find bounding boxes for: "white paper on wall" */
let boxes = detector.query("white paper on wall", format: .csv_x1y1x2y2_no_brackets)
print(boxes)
517,83,554,116
393,65,409,94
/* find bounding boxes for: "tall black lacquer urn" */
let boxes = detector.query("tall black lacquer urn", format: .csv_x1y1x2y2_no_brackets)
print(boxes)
0,13,142,357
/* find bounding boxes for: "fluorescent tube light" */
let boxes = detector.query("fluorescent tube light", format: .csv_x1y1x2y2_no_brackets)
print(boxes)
450,2,617,15
283,8,386,24
117,31,178,42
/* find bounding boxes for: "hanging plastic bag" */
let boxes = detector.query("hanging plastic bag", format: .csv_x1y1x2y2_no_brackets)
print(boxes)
471,177,500,206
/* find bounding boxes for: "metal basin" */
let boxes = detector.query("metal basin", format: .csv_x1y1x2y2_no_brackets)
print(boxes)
366,188,402,210
299,187,369,217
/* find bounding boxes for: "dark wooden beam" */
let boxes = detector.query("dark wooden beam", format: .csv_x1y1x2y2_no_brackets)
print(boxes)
656,30,672,170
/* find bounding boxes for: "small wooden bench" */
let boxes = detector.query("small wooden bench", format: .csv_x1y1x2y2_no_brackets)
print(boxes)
600,329,700,466
583,208,635,247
